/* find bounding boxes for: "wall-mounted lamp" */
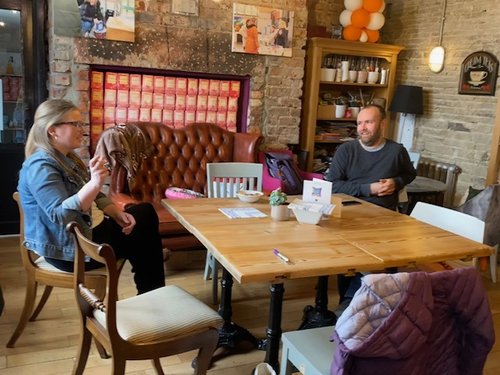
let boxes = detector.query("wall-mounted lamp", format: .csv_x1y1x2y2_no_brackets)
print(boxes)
389,85,423,151
429,0,447,73
429,46,445,73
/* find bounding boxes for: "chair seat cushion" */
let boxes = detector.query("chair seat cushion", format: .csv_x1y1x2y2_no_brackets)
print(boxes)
34,256,108,275
93,285,223,344
34,256,124,275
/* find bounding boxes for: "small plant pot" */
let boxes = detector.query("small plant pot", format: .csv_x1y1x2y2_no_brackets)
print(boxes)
270,205,289,221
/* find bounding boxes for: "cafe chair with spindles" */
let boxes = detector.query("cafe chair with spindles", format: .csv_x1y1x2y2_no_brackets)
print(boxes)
67,221,223,375
410,201,495,278
205,162,263,304
7,192,123,350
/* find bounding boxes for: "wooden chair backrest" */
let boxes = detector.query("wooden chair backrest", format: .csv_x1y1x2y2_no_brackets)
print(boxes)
67,222,121,340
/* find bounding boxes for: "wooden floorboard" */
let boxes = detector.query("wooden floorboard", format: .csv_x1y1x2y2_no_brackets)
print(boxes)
0,235,499,374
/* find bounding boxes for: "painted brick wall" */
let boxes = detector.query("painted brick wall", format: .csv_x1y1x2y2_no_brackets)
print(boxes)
307,0,499,203
382,0,500,203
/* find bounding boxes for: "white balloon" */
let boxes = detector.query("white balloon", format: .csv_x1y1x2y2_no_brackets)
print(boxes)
379,2,386,13
344,0,363,11
339,10,353,27
359,30,368,42
367,12,385,30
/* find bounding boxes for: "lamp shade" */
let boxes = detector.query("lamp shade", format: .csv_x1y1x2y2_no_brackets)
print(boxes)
389,85,423,115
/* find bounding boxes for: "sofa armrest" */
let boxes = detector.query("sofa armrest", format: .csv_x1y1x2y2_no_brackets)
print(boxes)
300,171,323,180
109,192,141,211
233,133,263,162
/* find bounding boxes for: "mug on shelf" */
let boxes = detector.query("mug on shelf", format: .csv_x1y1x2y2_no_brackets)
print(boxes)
320,68,336,82
335,104,347,118
348,70,357,82
349,106,360,118
368,71,379,84
357,70,368,83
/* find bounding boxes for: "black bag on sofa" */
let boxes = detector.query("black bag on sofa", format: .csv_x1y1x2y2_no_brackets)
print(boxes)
264,152,304,195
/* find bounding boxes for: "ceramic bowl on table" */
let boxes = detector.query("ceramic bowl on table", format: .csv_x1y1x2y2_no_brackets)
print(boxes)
236,190,264,203
291,208,323,225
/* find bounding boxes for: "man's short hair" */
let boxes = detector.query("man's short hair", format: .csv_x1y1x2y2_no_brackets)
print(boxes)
362,104,386,120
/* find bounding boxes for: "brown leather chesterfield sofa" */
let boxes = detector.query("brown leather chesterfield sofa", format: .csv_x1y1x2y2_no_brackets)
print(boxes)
96,122,262,252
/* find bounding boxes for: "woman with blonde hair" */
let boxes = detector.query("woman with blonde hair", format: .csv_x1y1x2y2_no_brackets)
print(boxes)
18,99,165,294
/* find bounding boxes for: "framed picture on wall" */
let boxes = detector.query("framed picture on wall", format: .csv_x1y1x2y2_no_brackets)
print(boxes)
231,3,294,57
458,51,498,96
53,0,136,43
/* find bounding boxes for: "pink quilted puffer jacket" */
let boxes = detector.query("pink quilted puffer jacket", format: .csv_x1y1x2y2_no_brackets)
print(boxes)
331,268,494,375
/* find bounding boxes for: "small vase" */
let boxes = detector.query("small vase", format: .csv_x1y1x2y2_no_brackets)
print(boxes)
271,205,289,221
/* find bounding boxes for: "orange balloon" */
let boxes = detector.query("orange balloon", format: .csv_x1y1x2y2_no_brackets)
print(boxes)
351,8,370,28
363,0,384,13
343,25,362,41
364,28,380,42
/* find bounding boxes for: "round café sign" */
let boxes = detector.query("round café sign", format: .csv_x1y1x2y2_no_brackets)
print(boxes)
459,51,499,96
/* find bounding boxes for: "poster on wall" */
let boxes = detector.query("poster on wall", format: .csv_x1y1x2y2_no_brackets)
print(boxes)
53,0,136,43
458,51,498,96
232,3,294,57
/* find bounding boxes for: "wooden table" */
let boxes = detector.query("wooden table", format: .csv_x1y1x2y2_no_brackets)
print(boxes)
162,195,493,370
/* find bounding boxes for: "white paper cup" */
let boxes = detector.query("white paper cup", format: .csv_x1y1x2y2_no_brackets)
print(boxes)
349,70,357,82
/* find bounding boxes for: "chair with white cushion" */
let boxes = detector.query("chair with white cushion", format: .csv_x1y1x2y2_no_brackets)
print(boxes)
410,201,495,280
205,162,263,304
67,221,223,375
7,192,122,351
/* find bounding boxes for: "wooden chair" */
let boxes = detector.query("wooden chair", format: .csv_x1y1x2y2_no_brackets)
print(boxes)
6,192,116,349
410,201,494,279
67,221,223,375
205,162,263,304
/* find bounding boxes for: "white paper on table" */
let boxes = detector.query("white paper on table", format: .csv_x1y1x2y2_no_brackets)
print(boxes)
218,207,267,219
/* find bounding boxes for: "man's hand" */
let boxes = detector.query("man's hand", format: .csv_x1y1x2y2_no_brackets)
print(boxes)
369,178,396,196
377,178,396,196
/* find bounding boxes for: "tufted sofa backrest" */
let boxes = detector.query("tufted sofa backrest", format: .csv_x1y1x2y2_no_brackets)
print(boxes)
107,122,261,204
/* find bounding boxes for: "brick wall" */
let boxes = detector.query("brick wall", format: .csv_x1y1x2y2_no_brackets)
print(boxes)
381,0,500,203
47,0,308,158
307,0,499,203
48,0,499,203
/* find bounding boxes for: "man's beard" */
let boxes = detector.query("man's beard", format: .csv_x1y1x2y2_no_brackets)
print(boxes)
358,128,382,147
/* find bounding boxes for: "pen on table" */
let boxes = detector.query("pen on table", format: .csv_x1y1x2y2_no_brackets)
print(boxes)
273,248,291,264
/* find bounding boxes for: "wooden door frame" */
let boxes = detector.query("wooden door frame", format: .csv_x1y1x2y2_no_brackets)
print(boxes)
0,0,47,234
486,98,500,184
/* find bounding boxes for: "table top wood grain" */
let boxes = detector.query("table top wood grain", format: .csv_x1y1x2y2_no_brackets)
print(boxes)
162,194,493,284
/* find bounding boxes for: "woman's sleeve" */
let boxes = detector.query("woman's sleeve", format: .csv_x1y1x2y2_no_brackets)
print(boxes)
25,159,82,225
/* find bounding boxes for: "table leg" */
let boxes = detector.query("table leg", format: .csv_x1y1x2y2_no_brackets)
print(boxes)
263,282,285,372
298,276,336,330
216,268,259,349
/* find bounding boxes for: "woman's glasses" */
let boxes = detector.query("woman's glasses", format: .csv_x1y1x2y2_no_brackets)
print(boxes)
53,121,85,129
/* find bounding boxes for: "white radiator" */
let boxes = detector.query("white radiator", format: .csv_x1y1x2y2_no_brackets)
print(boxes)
417,157,462,207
